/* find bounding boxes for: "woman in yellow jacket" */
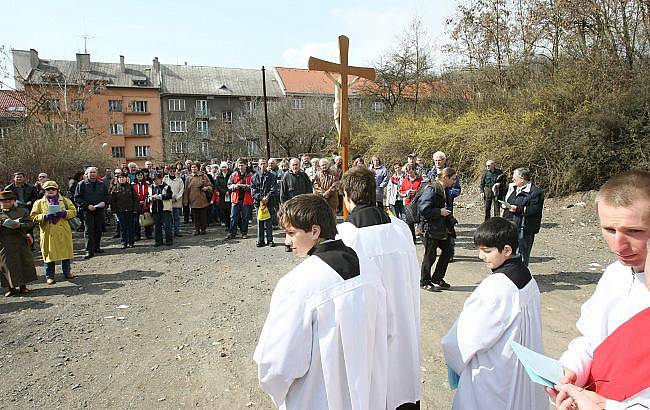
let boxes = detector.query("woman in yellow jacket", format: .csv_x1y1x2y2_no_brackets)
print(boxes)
30,181,77,284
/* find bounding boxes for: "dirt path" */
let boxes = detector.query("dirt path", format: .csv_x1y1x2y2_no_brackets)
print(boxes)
0,191,612,409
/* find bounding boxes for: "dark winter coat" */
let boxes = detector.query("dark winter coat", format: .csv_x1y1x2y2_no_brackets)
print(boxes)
280,171,312,203
4,183,39,209
503,183,544,235
0,205,37,288
110,183,138,213
418,181,454,241
251,171,278,204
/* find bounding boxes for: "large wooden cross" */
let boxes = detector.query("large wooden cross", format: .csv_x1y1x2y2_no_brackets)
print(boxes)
309,35,375,180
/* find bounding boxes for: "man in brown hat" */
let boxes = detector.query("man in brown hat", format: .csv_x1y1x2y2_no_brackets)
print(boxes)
0,190,37,296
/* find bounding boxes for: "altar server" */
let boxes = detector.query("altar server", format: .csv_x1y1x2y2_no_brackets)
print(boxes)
254,194,388,410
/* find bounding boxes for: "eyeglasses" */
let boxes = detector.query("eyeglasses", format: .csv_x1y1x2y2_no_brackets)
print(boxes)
45,188,57,192
38,175,47,179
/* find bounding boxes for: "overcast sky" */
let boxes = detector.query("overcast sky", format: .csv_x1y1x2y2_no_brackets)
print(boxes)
1,0,458,88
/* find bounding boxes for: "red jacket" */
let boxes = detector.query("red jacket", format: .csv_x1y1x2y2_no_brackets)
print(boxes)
399,177,422,206
132,181,150,212
229,171,253,206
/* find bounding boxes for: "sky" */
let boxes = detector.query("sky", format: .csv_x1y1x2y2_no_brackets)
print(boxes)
0,0,458,88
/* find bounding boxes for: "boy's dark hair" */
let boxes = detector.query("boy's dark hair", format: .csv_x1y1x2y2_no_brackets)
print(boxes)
473,217,519,252
340,166,376,205
278,194,337,240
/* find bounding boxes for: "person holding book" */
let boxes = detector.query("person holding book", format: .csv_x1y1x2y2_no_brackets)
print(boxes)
30,181,77,284
441,216,547,410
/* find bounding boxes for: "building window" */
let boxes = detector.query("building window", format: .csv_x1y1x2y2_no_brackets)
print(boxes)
70,99,85,112
111,146,125,158
169,120,187,133
134,145,151,158
222,111,233,123
131,100,148,113
110,123,124,135
197,120,209,134
200,141,209,154
133,123,149,136
372,101,385,113
245,100,256,116
171,142,185,154
196,100,209,117
42,99,60,112
108,100,122,112
168,99,186,111
75,122,88,135
0,127,8,142
292,97,305,110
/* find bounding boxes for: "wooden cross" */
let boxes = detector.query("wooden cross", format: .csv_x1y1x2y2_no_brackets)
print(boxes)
309,35,376,179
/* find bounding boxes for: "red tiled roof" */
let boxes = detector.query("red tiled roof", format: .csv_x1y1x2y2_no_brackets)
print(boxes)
0,90,27,117
275,67,365,96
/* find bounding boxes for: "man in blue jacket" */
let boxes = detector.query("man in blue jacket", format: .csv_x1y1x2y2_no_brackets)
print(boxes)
251,158,278,247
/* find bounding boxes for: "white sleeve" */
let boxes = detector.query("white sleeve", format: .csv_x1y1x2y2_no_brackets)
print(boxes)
442,288,512,374
605,387,650,409
253,278,312,407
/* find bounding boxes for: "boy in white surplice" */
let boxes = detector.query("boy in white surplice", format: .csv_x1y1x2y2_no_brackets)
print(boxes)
254,194,389,410
441,217,547,410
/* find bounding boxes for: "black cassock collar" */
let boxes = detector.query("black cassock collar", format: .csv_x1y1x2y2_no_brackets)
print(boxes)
308,239,360,280
345,203,391,229
492,255,532,290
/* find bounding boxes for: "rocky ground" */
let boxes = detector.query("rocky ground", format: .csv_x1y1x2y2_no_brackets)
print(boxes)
0,189,613,409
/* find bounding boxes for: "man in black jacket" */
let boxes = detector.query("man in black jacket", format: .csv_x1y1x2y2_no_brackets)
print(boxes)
251,158,278,247
280,158,312,203
502,167,544,266
479,160,506,221
4,172,39,210
418,168,458,291
75,167,109,259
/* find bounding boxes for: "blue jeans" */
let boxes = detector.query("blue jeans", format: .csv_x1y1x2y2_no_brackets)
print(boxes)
257,216,273,244
45,259,71,278
518,232,535,267
116,211,135,245
229,202,251,235
171,208,182,234
153,212,173,245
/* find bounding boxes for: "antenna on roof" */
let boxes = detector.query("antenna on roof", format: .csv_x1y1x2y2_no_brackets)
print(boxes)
80,34,94,53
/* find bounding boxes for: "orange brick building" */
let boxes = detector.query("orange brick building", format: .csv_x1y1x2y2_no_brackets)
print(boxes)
12,49,163,167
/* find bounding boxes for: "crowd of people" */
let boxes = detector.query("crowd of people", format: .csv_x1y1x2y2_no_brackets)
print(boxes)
0,152,647,409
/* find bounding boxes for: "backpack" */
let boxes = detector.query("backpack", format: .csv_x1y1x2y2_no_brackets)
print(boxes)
404,182,429,224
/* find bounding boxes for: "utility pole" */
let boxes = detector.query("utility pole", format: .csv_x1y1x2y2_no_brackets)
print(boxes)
261,66,271,160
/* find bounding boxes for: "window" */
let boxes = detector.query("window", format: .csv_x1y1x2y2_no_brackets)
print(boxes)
42,99,60,112
196,100,208,117
171,142,185,154
168,99,186,111
131,100,148,113
70,99,85,112
133,123,149,136
197,120,209,133
75,122,88,135
200,141,209,154
110,123,124,136
169,120,187,133
0,127,8,142
372,101,385,113
245,100,256,116
108,100,122,112
134,145,151,158
111,146,125,158
222,111,233,123
292,97,305,110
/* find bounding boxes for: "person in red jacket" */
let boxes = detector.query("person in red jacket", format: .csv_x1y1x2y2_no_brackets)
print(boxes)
399,164,423,242
132,171,152,240
226,160,253,239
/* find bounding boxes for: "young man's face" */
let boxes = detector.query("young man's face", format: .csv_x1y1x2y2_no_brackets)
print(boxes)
14,174,24,184
598,200,650,272
258,160,267,172
284,225,318,257
478,245,512,270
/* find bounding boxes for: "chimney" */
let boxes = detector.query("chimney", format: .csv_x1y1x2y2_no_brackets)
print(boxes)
120,55,125,72
153,56,160,73
29,49,39,69
76,53,91,72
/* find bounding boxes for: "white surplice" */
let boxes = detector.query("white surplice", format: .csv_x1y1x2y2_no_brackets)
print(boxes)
253,254,388,410
337,216,421,408
441,273,547,410
559,262,649,409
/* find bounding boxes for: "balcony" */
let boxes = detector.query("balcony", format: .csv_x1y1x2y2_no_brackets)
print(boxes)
125,110,151,115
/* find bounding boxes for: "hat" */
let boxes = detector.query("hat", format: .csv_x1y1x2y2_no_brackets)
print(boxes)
407,153,416,158
220,161,228,168
42,181,59,190
0,190,17,200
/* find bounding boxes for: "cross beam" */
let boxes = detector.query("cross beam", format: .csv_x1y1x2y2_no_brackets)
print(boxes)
308,35,376,217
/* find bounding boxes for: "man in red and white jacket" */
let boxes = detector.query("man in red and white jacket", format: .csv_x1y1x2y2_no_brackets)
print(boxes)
226,160,253,240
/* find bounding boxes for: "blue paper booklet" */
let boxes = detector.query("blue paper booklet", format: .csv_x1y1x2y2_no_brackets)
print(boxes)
510,341,564,388
447,365,460,390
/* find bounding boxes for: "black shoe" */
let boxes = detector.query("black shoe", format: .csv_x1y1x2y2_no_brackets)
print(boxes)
193,231,201,236
256,242,265,247
154,243,162,247
284,245,292,252
127,244,135,248
174,233,183,237
226,234,236,240
83,253,93,259
434,280,451,289
95,249,105,254
448,257,455,263
268,241,275,247
121,244,128,249
112,234,121,239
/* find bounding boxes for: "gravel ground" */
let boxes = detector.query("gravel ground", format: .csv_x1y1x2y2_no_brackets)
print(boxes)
0,191,612,409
